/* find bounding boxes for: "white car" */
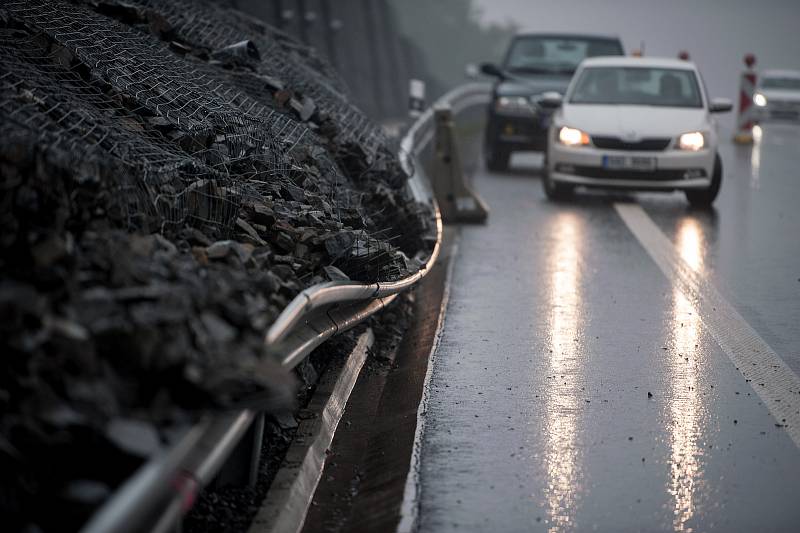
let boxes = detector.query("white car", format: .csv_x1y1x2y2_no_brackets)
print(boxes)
540,57,732,206
753,69,800,122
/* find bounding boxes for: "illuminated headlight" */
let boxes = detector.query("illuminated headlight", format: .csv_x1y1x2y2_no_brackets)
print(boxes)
558,126,590,147
753,93,767,107
495,96,533,114
677,131,706,151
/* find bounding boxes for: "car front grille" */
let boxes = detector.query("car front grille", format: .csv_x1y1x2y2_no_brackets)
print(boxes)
769,99,800,110
769,110,800,120
767,99,800,120
559,165,706,181
591,136,672,151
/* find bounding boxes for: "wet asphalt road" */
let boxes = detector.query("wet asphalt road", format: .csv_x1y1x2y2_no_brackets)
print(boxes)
414,124,800,532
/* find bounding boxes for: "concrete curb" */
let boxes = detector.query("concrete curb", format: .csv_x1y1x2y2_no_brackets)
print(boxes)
397,232,462,533
249,330,375,533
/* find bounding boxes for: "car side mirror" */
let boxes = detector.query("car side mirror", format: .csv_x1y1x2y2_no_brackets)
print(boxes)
480,63,506,79
709,98,733,113
539,91,563,109
464,63,480,80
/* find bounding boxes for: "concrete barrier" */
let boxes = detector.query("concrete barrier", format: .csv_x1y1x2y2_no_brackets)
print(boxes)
431,105,489,224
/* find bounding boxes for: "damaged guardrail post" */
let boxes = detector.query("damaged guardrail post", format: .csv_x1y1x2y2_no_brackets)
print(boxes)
214,413,265,488
431,104,489,224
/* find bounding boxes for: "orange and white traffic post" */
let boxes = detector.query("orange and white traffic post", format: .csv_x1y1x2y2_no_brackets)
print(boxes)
734,53,758,144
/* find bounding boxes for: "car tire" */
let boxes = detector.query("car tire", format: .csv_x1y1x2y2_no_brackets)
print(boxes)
541,153,573,201
485,144,510,173
685,153,722,207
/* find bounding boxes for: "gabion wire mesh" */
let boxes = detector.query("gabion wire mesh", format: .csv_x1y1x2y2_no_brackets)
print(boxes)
0,0,398,251
0,3,434,529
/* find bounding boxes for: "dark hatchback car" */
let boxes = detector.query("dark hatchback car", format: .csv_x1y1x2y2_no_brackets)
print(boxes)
482,33,625,171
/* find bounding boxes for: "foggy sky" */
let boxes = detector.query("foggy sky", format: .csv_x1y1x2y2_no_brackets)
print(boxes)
473,0,800,130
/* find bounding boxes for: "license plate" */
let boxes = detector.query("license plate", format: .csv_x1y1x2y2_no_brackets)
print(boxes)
602,155,657,172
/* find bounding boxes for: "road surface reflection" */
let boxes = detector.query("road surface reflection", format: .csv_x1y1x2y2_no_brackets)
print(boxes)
666,218,709,532
751,125,762,189
543,212,586,533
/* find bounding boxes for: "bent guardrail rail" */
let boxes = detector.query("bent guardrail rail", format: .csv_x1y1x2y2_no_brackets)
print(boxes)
81,81,491,533
265,82,491,350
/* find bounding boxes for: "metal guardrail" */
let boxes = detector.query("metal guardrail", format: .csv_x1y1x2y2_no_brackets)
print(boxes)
265,82,492,351
81,81,491,533
401,82,492,162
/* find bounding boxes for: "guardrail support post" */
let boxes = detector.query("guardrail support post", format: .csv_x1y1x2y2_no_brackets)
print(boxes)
432,105,489,224
215,414,264,488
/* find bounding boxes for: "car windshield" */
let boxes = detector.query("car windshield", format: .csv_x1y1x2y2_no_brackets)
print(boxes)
761,77,800,90
504,36,623,76
570,66,703,107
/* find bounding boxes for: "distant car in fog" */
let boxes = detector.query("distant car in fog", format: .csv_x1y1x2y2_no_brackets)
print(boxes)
480,33,624,171
541,57,732,207
753,70,800,122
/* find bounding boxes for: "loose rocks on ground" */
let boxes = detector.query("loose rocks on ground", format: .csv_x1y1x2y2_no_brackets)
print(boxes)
0,0,434,530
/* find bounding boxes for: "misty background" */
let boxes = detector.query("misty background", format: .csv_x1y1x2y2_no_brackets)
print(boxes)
232,0,514,117
472,0,800,131
235,0,800,132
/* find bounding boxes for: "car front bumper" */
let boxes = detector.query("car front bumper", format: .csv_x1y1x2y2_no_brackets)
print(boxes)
547,142,715,191
486,112,550,151
549,143,715,191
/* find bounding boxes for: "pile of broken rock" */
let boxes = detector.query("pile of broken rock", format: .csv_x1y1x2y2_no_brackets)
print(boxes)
0,0,433,529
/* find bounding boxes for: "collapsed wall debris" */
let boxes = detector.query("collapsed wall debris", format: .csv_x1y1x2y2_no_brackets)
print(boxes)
0,0,434,530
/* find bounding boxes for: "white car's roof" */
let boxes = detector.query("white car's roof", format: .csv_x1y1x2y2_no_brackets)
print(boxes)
761,69,800,79
579,56,697,70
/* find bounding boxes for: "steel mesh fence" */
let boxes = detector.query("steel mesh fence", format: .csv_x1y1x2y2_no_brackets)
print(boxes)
1,0,410,267
0,3,438,528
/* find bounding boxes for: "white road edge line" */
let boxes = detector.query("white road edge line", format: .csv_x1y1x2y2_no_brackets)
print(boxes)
248,330,374,533
397,233,461,533
615,202,800,448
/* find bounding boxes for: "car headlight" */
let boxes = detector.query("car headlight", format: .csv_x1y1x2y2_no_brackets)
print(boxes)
558,126,590,147
494,96,533,114
753,93,767,107
677,131,707,151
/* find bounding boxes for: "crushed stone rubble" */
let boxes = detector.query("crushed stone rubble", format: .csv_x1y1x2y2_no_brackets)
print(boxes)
0,0,434,530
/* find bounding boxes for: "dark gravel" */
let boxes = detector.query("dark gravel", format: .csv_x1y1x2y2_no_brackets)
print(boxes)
184,298,413,533
0,0,433,531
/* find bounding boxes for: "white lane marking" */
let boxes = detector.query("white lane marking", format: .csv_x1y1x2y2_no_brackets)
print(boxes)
615,203,800,448
397,234,461,533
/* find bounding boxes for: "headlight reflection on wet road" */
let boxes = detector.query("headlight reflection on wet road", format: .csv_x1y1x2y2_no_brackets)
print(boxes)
543,212,586,533
751,125,763,189
667,218,709,531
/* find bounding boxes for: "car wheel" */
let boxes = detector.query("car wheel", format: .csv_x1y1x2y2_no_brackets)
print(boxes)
541,153,573,201
485,144,510,172
685,153,722,207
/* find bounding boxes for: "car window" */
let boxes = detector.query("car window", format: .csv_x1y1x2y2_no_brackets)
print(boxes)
504,37,623,75
761,77,800,90
570,67,703,108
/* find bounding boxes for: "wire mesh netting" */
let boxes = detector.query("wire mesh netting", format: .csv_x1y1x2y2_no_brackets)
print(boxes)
1,0,385,233
0,1,434,529
1,0,428,266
